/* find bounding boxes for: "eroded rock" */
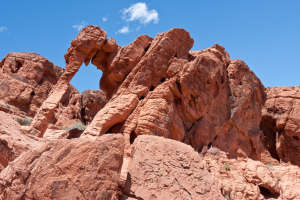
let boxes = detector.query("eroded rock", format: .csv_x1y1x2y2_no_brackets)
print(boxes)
123,135,224,200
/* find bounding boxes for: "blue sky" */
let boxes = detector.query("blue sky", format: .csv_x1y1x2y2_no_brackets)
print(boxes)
0,1,299,93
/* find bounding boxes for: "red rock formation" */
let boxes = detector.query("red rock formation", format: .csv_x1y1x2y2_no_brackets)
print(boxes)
81,28,265,160
0,134,124,199
29,25,107,137
81,89,107,124
261,86,300,166
123,135,224,200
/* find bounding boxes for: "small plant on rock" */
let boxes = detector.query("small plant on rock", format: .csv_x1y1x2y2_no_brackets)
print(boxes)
5,103,12,110
65,123,86,132
14,117,32,126
276,176,281,181
224,163,231,171
266,163,274,170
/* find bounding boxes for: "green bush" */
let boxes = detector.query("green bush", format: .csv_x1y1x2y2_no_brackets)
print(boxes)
14,117,32,126
223,163,231,171
65,123,86,132
276,176,281,181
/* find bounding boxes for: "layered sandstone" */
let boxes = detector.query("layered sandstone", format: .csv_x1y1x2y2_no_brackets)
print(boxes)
261,86,300,166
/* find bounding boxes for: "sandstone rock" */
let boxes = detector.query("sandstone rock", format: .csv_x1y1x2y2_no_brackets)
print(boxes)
82,28,265,160
123,135,224,200
29,25,107,137
0,134,124,200
0,111,45,172
81,89,107,124
261,86,300,166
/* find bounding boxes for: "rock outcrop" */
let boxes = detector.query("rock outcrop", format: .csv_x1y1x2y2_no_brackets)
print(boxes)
122,135,224,200
0,134,124,200
81,27,265,160
261,86,300,166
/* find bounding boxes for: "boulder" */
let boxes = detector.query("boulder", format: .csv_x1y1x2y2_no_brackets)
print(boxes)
0,134,124,200
123,135,224,200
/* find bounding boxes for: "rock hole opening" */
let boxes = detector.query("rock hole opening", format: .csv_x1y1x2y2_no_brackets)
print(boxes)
31,91,35,97
160,78,166,83
208,142,212,149
293,135,299,141
174,53,177,58
176,81,182,94
130,131,137,144
260,116,280,161
144,44,151,53
139,96,145,100
12,60,22,73
149,86,155,91
239,81,242,85
258,186,280,199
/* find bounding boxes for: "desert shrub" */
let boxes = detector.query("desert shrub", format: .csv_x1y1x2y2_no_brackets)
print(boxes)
65,123,86,132
266,163,274,170
224,163,231,171
5,103,12,110
276,176,281,181
14,117,32,126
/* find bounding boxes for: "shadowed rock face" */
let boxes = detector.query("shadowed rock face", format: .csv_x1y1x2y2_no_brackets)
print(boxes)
261,86,300,166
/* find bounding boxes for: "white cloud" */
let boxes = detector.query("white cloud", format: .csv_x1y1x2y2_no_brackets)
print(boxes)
73,21,88,31
122,2,159,25
136,26,141,31
103,15,108,22
118,25,130,34
0,27,7,33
